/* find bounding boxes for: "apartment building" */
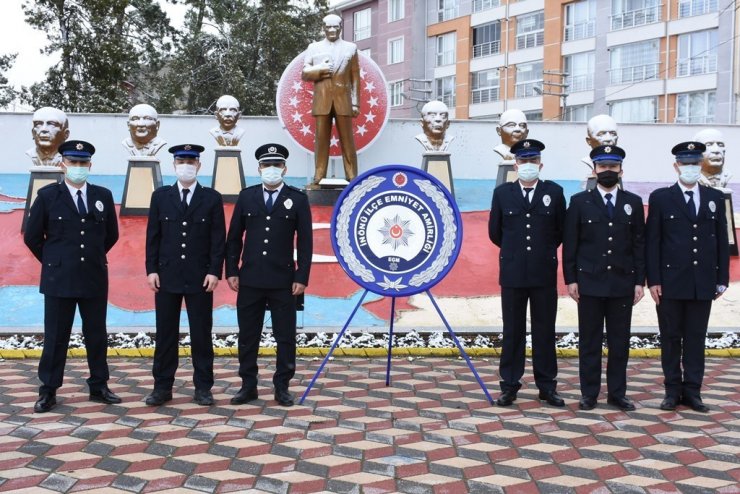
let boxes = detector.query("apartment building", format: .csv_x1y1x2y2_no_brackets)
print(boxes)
339,0,737,123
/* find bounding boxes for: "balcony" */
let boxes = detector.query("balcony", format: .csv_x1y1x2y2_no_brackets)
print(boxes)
472,0,500,13
566,73,595,92
611,5,662,31
679,0,718,17
473,40,501,58
564,21,595,42
609,62,660,84
677,55,717,77
471,87,500,104
516,31,544,50
515,80,543,98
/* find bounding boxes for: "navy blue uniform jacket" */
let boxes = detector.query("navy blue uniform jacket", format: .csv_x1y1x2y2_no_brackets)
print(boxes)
563,188,646,297
24,182,119,297
488,180,566,287
145,183,226,293
226,185,312,289
646,183,729,300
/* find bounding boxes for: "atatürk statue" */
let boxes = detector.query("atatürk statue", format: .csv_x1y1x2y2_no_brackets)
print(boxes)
581,114,618,170
493,109,528,161
415,100,454,152
122,104,166,157
26,107,69,167
301,14,360,185
209,95,246,146
694,128,731,189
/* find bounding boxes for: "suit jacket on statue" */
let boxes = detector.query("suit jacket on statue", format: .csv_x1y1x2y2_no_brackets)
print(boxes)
24,182,119,298
226,185,313,289
488,180,566,288
563,188,646,297
646,183,729,300
145,183,226,294
302,39,360,116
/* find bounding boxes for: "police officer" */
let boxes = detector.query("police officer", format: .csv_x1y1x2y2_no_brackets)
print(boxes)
563,145,645,411
144,144,226,407
646,141,729,413
24,140,120,413
226,144,313,407
488,139,566,407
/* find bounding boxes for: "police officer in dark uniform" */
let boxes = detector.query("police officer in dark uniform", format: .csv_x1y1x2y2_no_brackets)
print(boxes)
144,144,226,407
226,144,313,407
24,140,120,413
563,145,646,411
488,139,566,407
646,141,729,413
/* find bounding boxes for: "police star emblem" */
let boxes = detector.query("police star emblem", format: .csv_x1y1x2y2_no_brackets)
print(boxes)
76,143,84,150
184,145,192,150
269,146,277,153
604,146,612,153
688,143,695,150
523,141,531,148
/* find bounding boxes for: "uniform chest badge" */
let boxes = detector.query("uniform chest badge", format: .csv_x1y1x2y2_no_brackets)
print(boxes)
709,200,716,212
542,194,551,206
284,198,293,210
624,204,632,215
95,200,104,212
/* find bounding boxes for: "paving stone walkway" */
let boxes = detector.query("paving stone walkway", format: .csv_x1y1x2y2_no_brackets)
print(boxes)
0,357,738,493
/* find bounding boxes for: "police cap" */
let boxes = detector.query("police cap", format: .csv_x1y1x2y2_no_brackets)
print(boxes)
255,143,289,163
671,141,706,164
58,140,95,161
590,145,626,164
168,144,205,159
510,139,545,158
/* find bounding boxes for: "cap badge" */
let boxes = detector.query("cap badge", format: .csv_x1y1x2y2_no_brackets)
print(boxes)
523,141,531,148
604,146,612,153
75,143,84,150
709,200,716,213
268,146,277,153
624,204,632,216
543,194,551,206
688,143,695,150
184,145,192,150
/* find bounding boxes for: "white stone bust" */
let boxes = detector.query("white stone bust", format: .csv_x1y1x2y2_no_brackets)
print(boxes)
694,128,731,189
26,107,70,167
122,103,166,156
209,95,246,147
415,100,454,152
494,109,528,162
581,114,619,169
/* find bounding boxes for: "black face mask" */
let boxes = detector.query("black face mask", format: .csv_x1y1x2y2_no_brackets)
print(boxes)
596,170,620,188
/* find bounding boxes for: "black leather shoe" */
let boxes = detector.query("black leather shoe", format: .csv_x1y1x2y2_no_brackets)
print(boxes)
607,395,636,411
660,395,679,411
274,388,295,407
34,393,57,413
681,396,709,413
579,396,597,410
89,387,122,405
496,390,517,407
539,390,565,407
145,389,173,406
230,387,258,405
194,389,214,406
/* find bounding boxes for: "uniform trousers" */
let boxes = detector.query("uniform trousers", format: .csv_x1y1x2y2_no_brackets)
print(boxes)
40,294,110,394
314,106,357,181
656,298,712,399
499,286,558,393
578,294,633,399
236,285,297,390
152,291,214,391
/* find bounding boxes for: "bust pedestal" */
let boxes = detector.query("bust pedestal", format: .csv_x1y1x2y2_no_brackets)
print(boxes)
212,147,245,203
723,191,738,256
495,159,517,186
422,152,454,196
22,166,64,233
121,156,162,216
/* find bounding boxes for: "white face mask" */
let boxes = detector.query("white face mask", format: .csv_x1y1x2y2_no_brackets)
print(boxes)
517,163,540,182
261,166,284,186
175,164,198,182
679,164,701,185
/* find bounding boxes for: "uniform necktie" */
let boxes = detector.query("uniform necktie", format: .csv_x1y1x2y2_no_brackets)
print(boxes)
523,187,533,205
181,188,190,211
76,190,87,216
685,190,697,220
266,190,276,212
605,193,614,219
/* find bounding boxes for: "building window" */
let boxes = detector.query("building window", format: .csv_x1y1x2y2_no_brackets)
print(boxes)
609,40,660,85
564,0,595,41
390,81,404,107
676,91,715,123
515,61,543,98
388,0,404,22
435,75,456,108
516,11,544,49
611,0,661,31
564,104,594,122
436,32,456,67
564,51,595,92
388,37,404,64
679,0,718,17
359,48,372,58
354,8,371,41
471,69,500,104
677,30,718,77
473,0,500,13
473,22,501,58
609,97,658,123
524,111,543,122
438,0,459,22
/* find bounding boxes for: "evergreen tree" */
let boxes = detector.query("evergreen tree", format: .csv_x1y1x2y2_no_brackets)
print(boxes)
0,54,18,109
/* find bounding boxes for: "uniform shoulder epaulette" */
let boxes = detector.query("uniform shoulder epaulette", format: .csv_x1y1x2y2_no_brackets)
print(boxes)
245,184,261,190
38,182,59,193
153,184,172,194
287,185,307,195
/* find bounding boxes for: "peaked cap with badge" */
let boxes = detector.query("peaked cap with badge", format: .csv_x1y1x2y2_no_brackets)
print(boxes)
255,143,289,163
168,144,205,159
671,141,706,163
590,145,626,163
510,139,545,158
58,140,96,161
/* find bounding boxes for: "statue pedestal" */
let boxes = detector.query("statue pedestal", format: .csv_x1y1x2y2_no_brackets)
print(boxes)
305,182,345,206
723,191,738,256
212,147,245,203
422,152,454,196
495,159,517,186
121,157,162,216
22,167,64,233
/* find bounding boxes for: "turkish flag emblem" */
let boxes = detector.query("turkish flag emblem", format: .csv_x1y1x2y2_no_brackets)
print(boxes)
276,51,390,156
